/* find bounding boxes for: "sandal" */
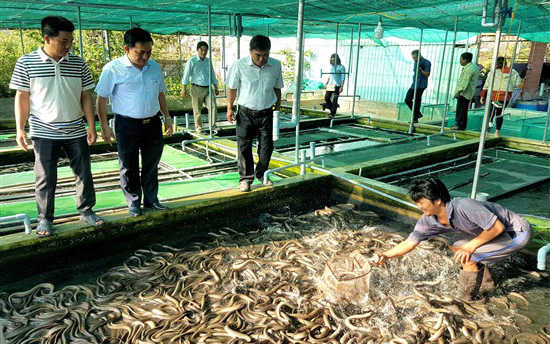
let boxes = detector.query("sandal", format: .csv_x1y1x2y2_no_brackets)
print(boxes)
80,212,105,227
36,220,53,237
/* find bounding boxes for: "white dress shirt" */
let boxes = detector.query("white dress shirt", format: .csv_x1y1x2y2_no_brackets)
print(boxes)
182,55,218,87
95,55,167,119
226,56,284,110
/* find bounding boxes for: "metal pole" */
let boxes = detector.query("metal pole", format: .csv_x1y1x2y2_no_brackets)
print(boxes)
177,31,183,79
543,101,550,143
471,26,503,199
18,21,25,54
129,16,133,28
351,24,361,117
408,28,423,134
207,5,213,139
77,6,83,57
347,28,354,95
335,23,339,57
100,24,106,65
236,14,241,59
440,17,459,133
501,22,522,112
267,24,270,37
435,29,449,104
293,0,305,164
105,30,112,61
222,27,227,96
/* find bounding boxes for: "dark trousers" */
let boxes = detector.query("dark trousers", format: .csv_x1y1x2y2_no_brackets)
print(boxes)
455,96,471,130
488,103,504,131
236,106,274,183
32,136,96,222
324,86,341,116
404,87,426,120
115,114,164,207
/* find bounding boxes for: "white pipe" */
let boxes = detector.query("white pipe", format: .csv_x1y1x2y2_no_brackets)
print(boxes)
538,243,550,270
185,113,190,129
440,18,459,133
0,213,32,234
273,110,298,141
481,0,503,27
293,0,305,163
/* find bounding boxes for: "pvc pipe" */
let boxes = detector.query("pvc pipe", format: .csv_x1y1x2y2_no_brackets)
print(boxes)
177,31,183,78
471,25,503,199
173,116,178,132
408,28,423,135
222,28,227,96
293,0,305,164
0,214,32,234
207,5,213,139
543,102,549,143
309,142,316,160
300,149,307,175
351,24,362,117
105,29,112,61
185,113,190,129
263,155,325,185
440,18,459,133
347,28,354,95
481,0,503,27
537,243,550,270
100,23,107,65
335,23,339,57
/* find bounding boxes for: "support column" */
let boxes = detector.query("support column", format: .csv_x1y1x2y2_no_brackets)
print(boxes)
351,24,362,117
293,0,305,164
77,6,83,57
440,18,459,133
18,21,25,55
435,29,449,104
408,28,423,135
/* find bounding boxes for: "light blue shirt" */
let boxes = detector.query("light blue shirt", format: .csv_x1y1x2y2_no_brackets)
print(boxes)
95,55,167,119
226,56,284,110
328,64,346,87
182,55,218,86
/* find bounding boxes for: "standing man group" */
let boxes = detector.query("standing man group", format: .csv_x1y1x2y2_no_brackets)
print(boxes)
96,28,173,217
10,16,104,236
181,41,219,135
452,52,480,131
226,35,284,192
405,50,431,124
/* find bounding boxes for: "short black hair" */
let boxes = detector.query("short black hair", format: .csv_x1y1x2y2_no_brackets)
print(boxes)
461,52,473,63
250,35,271,51
41,16,75,38
496,56,506,69
408,176,451,204
411,49,419,56
124,28,153,47
197,41,208,50
330,53,341,65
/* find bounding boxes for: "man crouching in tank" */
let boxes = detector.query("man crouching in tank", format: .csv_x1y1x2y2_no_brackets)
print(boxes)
372,176,532,301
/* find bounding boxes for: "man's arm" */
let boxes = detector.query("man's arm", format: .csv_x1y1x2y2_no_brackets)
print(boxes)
226,88,237,123
96,96,115,146
453,220,505,265
158,92,173,137
420,69,431,77
81,90,97,145
373,239,419,265
274,88,281,111
14,90,30,151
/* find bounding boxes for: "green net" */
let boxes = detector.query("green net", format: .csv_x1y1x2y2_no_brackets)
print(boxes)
0,0,548,42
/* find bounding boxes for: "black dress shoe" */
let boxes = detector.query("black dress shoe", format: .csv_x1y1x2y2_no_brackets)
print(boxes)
144,202,169,211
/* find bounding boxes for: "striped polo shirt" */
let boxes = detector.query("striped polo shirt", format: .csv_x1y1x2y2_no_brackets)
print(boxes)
9,48,95,140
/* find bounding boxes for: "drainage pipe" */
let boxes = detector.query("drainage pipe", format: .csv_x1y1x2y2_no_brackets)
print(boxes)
263,155,326,185
482,0,504,27
440,18,459,133
273,110,298,141
0,214,32,234
538,243,550,271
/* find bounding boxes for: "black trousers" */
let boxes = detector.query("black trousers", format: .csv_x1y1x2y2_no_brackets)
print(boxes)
324,86,341,116
488,103,504,131
236,106,274,183
32,136,96,222
404,87,426,120
455,96,471,130
115,114,164,208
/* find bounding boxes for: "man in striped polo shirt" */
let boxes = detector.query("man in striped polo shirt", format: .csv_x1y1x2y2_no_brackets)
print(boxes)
10,16,104,237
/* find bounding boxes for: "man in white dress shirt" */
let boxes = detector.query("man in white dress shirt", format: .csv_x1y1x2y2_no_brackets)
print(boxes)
96,28,173,217
181,41,219,134
226,35,284,192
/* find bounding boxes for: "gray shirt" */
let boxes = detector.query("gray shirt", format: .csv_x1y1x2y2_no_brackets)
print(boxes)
408,198,529,242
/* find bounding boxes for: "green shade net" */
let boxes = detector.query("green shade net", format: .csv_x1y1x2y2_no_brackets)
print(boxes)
0,0,548,42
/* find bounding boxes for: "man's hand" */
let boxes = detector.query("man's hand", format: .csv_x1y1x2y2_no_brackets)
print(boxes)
16,129,29,151
164,117,174,137
480,97,485,105
454,92,461,99
100,124,116,146
181,88,186,98
226,108,235,124
453,244,475,265
87,126,98,146
372,253,388,265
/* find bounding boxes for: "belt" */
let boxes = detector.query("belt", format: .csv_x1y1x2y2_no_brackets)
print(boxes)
240,105,273,116
192,83,209,88
116,113,159,124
